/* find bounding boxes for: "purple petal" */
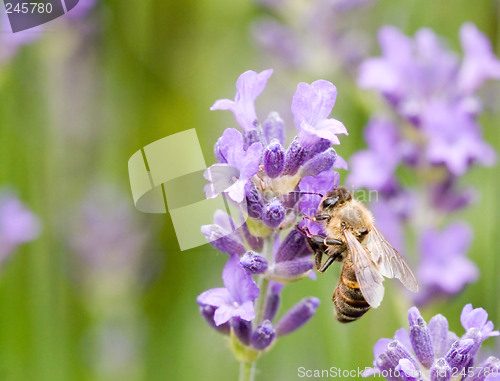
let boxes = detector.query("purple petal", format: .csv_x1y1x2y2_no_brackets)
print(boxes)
197,287,232,309
211,69,273,131
460,303,500,339
226,179,248,203
299,169,339,216
373,338,392,358
204,164,240,199
223,254,259,305
292,80,338,127
218,128,246,168
262,111,285,145
292,80,347,145
239,142,263,179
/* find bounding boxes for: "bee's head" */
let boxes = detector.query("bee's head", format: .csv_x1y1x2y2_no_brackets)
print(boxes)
320,187,352,211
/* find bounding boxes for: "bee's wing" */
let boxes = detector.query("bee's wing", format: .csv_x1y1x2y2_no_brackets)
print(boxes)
344,230,385,308
366,225,419,292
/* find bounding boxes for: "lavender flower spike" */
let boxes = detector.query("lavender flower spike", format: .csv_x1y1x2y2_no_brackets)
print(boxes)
211,69,273,131
197,254,259,326
458,23,500,94
292,80,348,146
365,305,500,381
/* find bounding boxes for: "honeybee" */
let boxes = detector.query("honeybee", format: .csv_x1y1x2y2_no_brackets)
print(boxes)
298,187,418,322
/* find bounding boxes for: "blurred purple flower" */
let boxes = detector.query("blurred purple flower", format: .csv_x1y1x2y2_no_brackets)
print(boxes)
458,23,500,94
252,0,375,77
0,193,40,261
69,185,147,270
416,222,478,304
353,23,499,306
422,102,496,176
346,118,401,191
211,69,273,131
197,254,259,326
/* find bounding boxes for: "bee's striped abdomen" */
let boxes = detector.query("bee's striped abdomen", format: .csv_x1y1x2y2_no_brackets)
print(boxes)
333,256,371,323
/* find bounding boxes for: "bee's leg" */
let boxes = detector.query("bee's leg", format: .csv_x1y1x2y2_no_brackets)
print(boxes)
315,251,325,272
314,214,331,222
325,238,343,246
319,254,339,273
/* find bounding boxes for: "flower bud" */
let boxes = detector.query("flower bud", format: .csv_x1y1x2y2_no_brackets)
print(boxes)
472,356,500,381
200,224,246,256
263,140,285,178
408,306,435,368
444,338,474,371
275,297,320,336
300,148,337,177
430,358,451,381
385,341,420,371
244,126,265,150
262,282,283,322
251,320,276,350
275,228,311,262
307,138,331,158
262,198,285,228
231,317,252,346
395,358,420,381
268,257,313,281
240,251,268,274
245,182,264,219
214,138,227,163
240,223,264,251
429,314,449,358
282,137,309,176
199,305,230,335
262,112,285,145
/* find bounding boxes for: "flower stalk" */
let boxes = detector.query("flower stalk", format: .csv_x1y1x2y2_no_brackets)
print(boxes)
198,69,346,379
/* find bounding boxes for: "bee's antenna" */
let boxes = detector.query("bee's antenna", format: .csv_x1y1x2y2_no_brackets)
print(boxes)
288,191,324,198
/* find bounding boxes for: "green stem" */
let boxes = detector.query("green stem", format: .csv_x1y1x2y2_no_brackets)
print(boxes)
253,234,274,327
239,361,255,381
253,277,270,326
236,234,275,381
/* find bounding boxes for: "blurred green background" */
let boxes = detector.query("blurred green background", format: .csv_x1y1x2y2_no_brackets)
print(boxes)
0,0,499,380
